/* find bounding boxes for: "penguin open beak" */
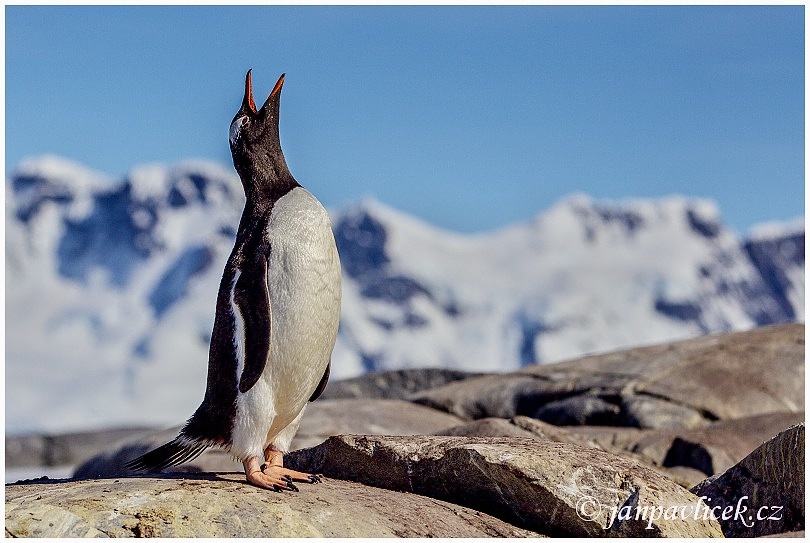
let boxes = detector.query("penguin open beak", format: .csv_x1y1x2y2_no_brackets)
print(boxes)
243,70,285,115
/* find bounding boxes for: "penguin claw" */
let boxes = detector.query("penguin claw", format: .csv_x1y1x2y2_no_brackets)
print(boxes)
282,474,299,491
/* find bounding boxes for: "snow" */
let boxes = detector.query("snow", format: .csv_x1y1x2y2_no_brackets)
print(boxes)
15,154,111,191
746,216,805,241
5,155,805,435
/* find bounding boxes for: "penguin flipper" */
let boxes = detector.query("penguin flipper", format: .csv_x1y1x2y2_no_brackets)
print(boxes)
125,437,208,472
233,255,272,394
309,361,330,402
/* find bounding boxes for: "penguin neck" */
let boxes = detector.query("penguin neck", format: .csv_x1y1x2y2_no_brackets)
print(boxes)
239,157,300,206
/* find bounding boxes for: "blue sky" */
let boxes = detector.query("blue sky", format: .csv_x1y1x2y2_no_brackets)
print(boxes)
5,5,804,234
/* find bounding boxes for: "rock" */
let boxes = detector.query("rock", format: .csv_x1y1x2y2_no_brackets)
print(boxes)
620,395,706,430
436,411,804,486
691,423,805,537
656,466,710,490
534,394,622,425
320,368,483,400
410,324,804,427
434,417,539,439
5,474,537,537
519,411,804,478
434,417,708,488
510,416,604,448
587,411,805,478
409,374,562,420
286,434,723,537
294,398,464,449
5,427,152,469
74,399,463,479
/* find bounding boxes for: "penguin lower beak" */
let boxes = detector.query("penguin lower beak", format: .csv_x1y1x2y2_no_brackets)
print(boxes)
271,73,285,98
258,73,285,112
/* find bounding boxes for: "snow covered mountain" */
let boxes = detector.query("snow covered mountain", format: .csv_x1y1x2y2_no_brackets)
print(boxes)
6,155,804,434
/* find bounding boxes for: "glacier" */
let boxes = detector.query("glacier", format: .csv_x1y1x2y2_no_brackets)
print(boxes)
5,155,804,434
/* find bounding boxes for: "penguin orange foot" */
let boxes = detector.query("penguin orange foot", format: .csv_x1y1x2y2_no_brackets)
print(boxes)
241,447,323,491
241,457,305,492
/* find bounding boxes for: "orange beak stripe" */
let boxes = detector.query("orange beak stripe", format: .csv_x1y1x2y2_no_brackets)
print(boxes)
271,73,285,98
245,69,257,114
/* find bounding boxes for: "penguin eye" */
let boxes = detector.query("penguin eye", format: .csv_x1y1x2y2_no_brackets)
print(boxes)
229,116,248,146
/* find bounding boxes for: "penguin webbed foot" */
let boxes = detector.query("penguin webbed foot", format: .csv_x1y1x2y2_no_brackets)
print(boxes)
243,456,321,491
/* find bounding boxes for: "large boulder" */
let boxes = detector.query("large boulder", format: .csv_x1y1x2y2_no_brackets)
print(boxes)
410,324,804,427
434,412,804,488
5,474,537,537
286,434,723,537
691,424,805,537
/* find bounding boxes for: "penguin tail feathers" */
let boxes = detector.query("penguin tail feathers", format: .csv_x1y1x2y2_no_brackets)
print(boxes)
125,437,209,473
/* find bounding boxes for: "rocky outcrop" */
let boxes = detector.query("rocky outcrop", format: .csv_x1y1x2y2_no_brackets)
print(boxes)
409,324,804,427
692,424,805,537
7,324,803,537
5,474,537,537
286,435,723,537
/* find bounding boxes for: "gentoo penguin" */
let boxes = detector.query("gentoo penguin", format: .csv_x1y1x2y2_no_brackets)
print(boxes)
126,71,342,491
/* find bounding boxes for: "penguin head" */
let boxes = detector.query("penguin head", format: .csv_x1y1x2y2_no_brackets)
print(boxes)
229,70,293,191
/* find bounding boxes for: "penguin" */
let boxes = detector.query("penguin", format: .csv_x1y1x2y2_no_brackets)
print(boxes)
126,70,342,491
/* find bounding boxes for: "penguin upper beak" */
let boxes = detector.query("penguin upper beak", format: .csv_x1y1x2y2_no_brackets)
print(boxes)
243,69,257,114
242,70,285,115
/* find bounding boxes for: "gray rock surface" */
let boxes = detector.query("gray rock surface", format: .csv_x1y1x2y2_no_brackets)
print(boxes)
410,323,804,427
5,427,152,470
294,398,464,449
5,474,537,537
435,411,804,485
435,417,540,439
320,368,482,400
692,423,805,537
534,394,622,426
286,434,723,537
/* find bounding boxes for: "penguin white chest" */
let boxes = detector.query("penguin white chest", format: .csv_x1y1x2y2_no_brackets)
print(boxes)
230,187,341,460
